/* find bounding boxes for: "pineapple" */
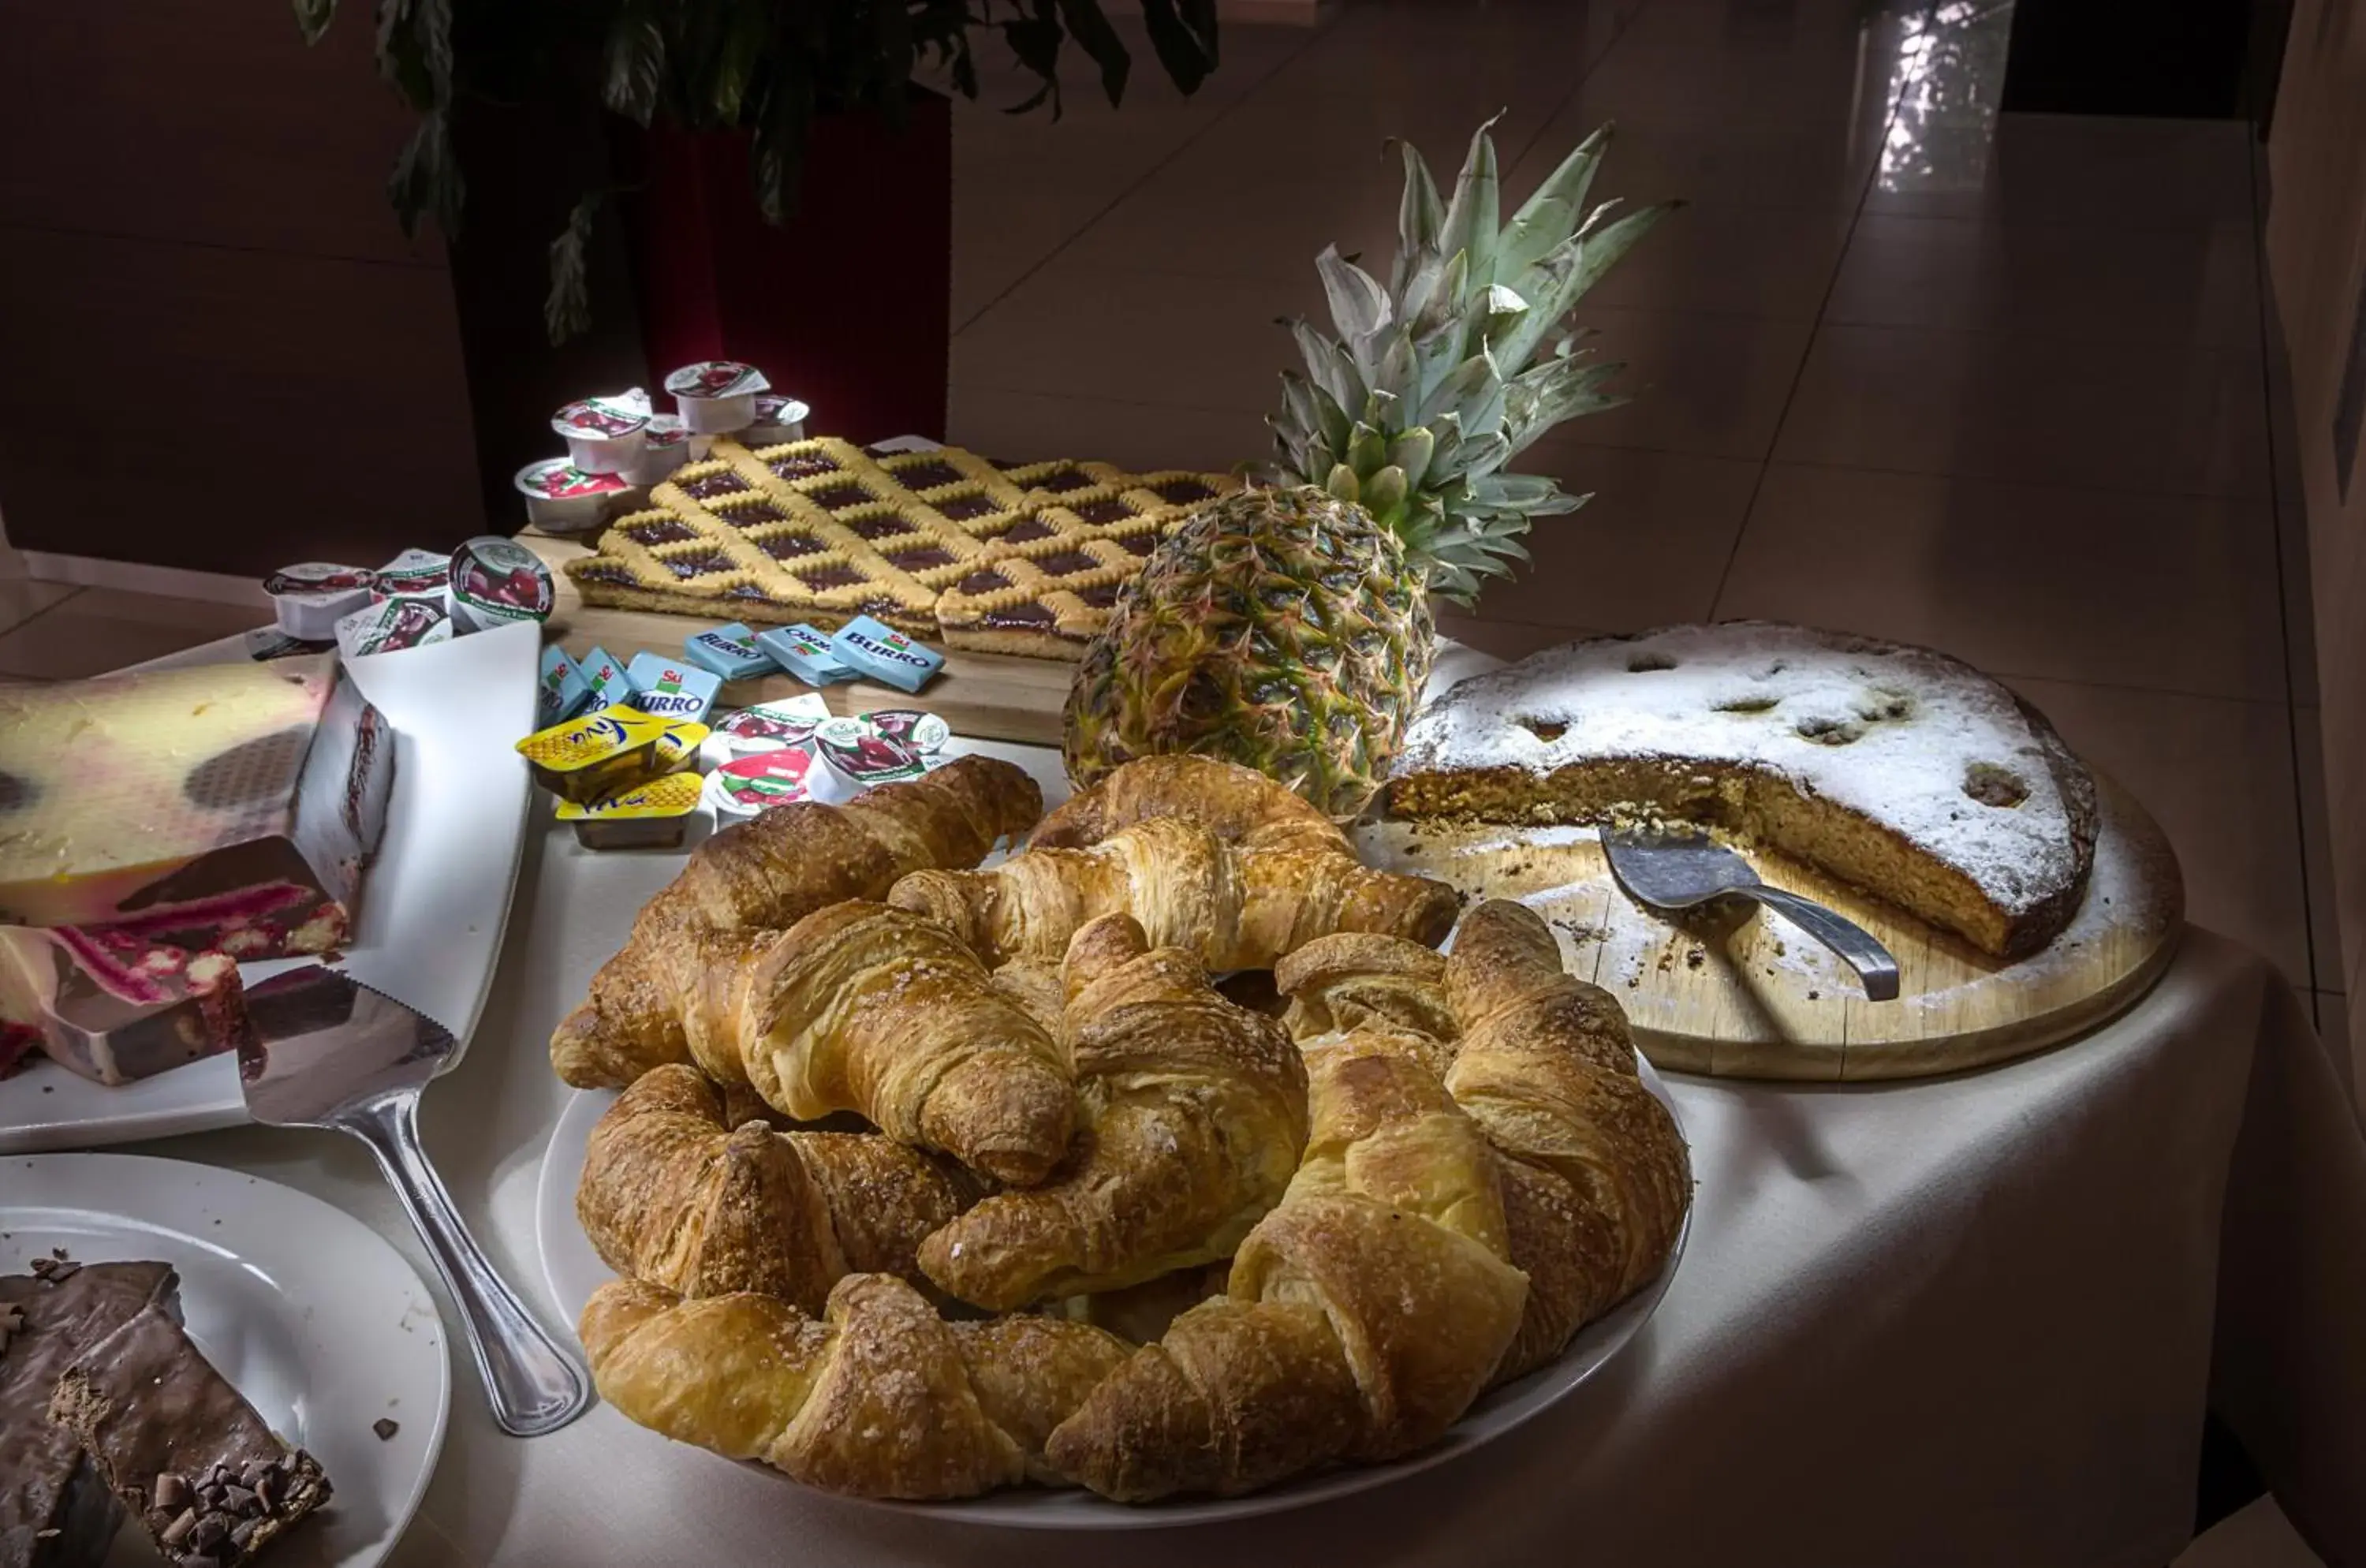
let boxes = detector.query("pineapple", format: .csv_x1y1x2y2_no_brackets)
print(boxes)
1064,118,1674,817
1066,486,1433,819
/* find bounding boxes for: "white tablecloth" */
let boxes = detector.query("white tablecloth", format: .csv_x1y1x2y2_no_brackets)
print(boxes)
143,761,2366,1567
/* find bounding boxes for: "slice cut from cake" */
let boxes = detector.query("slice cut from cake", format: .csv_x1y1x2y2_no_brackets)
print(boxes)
0,926,252,1087
0,1259,181,1568
49,1303,332,1567
1386,623,2099,958
0,655,394,951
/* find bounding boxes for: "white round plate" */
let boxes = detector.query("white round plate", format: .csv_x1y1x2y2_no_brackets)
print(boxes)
3,1153,452,1566
536,1058,1687,1529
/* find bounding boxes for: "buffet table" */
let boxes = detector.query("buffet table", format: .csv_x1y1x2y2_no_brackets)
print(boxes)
127,733,2366,1568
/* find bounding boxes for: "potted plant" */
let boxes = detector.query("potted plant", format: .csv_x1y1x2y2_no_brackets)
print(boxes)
297,0,1218,440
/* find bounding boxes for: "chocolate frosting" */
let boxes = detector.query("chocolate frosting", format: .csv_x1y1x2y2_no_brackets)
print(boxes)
0,1261,179,1568
48,1305,330,1566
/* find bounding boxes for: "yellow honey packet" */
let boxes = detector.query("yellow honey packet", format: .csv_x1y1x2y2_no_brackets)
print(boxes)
515,708,672,805
554,770,704,849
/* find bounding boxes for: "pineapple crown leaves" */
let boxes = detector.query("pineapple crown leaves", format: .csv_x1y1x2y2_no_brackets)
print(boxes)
1265,114,1677,605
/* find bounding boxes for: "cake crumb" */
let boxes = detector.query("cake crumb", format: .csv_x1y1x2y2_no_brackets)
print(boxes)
373,1418,400,1441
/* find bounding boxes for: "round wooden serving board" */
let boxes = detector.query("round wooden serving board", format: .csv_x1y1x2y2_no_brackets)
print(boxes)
1353,775,2184,1081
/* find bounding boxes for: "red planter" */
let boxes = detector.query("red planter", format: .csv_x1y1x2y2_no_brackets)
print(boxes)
615,94,951,445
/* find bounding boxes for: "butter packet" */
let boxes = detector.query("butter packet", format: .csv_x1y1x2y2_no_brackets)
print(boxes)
555,770,704,849
516,707,674,806
579,644,634,708
625,652,722,724
537,644,593,728
828,615,942,693
682,622,777,682
754,623,856,685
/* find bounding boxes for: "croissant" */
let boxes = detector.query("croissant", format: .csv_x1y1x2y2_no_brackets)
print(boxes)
1043,1032,1529,1501
667,900,1077,1186
918,915,1308,1311
1030,755,1349,856
576,1064,983,1312
1275,931,1460,1059
1442,902,1691,1377
551,756,1043,1088
582,1272,1131,1499
890,813,1457,971
1274,903,1692,1383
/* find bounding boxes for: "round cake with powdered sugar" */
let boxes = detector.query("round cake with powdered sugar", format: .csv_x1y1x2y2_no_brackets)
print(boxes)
1386,622,2099,958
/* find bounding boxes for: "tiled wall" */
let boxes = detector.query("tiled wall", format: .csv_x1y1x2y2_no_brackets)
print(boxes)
2265,0,2366,1088
0,2,480,575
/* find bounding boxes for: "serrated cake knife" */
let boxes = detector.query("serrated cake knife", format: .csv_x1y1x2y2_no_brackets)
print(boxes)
1602,821,1902,1002
237,965,592,1436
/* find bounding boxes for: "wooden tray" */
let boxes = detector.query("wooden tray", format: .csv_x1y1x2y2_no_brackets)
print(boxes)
1353,776,2184,1081
520,534,1074,746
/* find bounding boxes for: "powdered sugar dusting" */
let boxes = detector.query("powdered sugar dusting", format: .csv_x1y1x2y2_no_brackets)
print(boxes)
1391,622,2081,919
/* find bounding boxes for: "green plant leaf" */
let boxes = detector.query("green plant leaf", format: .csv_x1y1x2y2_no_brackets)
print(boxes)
293,0,338,47
374,0,443,107
1057,0,1133,105
1438,112,1504,295
385,106,462,239
1345,422,1387,478
1307,377,1353,458
1326,463,1361,505
1390,138,1446,293
871,0,916,124
1416,346,1502,433
1315,245,1393,345
1386,427,1435,490
1139,0,1217,94
1495,199,1678,369
1405,248,1467,340
998,2,1069,114
751,59,815,225
1363,463,1409,521
603,10,666,125
1370,325,1416,405
1497,122,1610,278
544,190,606,345
1464,471,1563,510
1290,319,1367,416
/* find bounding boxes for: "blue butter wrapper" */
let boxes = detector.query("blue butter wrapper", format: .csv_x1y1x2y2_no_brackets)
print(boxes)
755,622,857,685
626,651,722,723
683,621,777,682
537,644,592,727
829,616,943,693
580,644,636,709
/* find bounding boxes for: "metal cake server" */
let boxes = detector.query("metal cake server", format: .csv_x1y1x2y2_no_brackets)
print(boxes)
238,966,592,1436
1601,823,1902,1002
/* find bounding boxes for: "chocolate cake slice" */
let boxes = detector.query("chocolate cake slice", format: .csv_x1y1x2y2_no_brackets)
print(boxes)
0,1259,179,1568
48,1305,330,1568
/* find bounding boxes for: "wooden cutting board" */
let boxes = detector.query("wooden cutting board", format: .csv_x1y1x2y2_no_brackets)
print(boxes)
519,534,1073,746
1353,775,2184,1081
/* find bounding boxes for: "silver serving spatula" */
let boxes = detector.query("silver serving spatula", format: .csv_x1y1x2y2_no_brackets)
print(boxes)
1601,823,1902,1002
238,966,592,1435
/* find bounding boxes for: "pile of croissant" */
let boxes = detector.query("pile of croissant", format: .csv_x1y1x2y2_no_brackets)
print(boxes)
554,753,1692,1504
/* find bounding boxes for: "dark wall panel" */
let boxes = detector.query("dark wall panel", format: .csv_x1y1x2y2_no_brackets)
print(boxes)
0,2,483,575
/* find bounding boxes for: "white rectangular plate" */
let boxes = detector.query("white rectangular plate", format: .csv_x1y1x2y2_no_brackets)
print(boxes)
0,620,540,1151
